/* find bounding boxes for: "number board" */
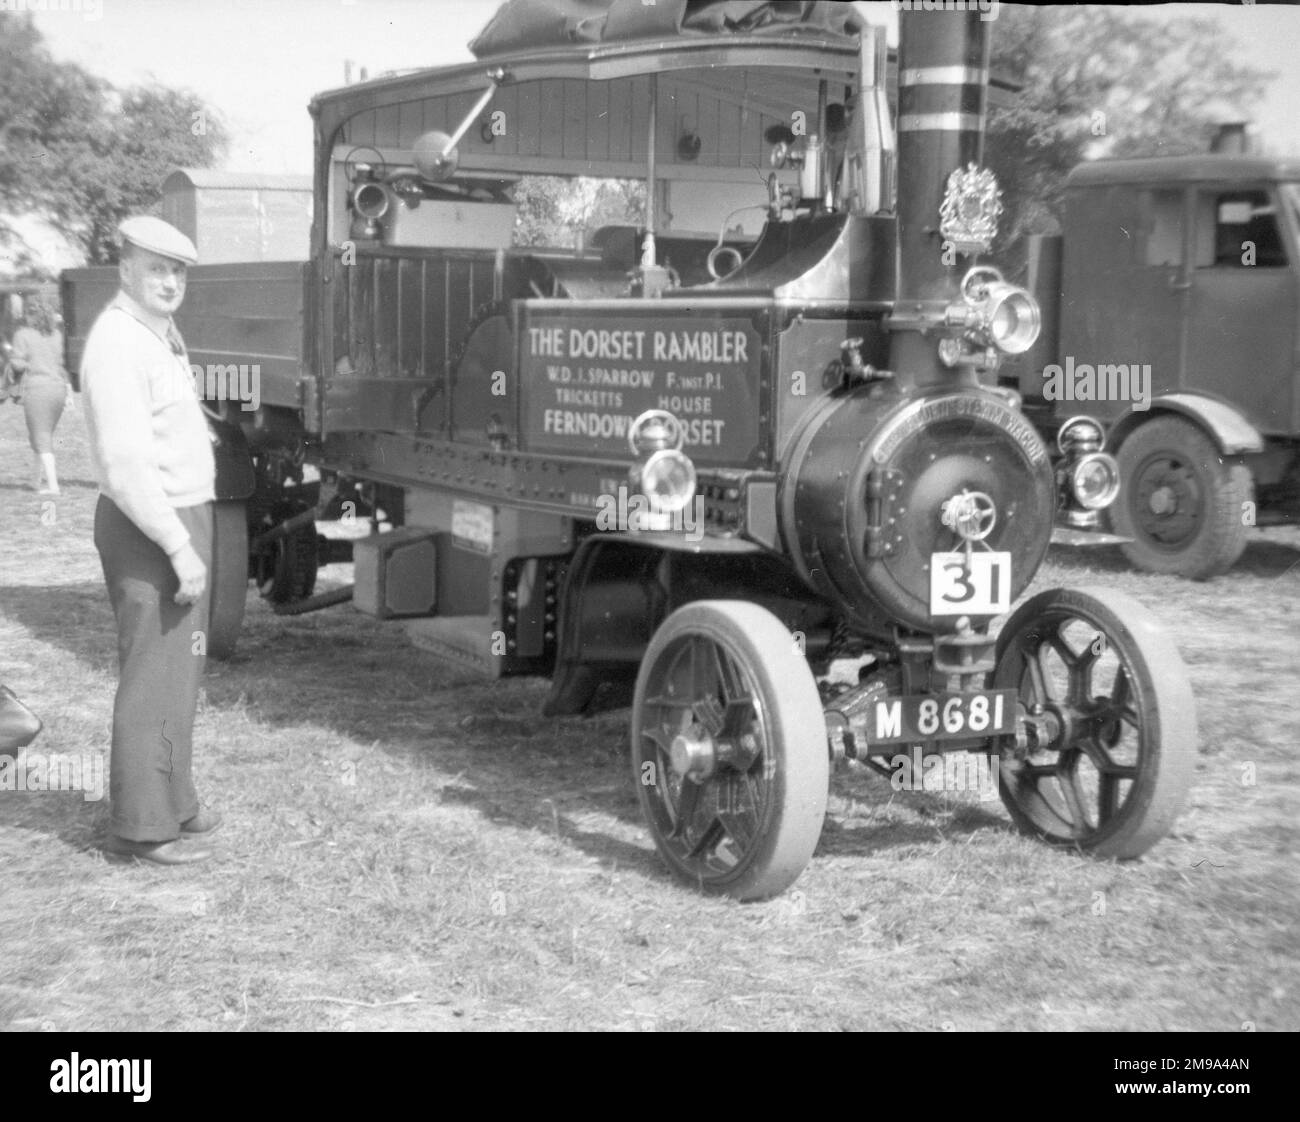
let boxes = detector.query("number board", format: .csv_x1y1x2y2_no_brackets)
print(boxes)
930,551,1012,616
519,310,762,464
868,689,1017,745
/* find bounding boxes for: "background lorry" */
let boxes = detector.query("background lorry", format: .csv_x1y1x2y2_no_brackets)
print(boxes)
1004,149,1300,579
61,0,1196,899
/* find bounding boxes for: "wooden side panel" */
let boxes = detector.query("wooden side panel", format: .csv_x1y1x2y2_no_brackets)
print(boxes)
398,256,424,378
587,80,609,163
606,79,631,161
398,99,426,145
540,81,566,159
374,256,399,374
351,256,375,377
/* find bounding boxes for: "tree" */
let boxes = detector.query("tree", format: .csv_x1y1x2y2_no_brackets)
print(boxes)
0,11,228,271
985,6,1274,256
512,175,645,248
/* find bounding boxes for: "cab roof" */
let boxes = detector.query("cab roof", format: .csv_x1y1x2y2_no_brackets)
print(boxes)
1068,154,1300,188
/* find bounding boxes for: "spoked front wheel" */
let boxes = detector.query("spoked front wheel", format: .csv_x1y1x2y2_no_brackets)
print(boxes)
991,586,1196,858
631,600,829,900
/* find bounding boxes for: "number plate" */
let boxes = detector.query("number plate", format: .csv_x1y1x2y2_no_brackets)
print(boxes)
868,690,1017,745
930,551,1012,615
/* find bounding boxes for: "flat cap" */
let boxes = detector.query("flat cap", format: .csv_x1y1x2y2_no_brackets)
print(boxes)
118,215,198,266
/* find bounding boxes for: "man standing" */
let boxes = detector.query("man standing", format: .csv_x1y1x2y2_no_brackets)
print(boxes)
82,216,222,866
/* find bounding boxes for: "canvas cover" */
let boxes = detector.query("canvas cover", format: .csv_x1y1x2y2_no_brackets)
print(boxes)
468,0,864,58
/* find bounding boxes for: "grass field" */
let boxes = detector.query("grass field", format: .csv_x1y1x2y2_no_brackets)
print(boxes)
0,400,1296,1032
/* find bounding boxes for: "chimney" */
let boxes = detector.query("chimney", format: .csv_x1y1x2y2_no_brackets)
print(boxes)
889,9,991,390
1210,122,1250,156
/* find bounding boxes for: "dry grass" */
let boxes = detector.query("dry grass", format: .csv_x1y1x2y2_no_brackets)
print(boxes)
0,401,1296,1031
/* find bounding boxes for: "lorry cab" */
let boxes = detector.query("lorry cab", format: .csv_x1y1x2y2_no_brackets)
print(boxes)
1018,155,1300,578
1060,156,1300,436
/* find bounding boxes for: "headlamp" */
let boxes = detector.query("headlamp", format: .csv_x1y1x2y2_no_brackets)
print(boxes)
959,266,1041,356
639,449,697,515
1071,453,1121,510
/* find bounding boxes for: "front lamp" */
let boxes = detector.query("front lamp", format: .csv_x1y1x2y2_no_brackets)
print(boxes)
961,266,1041,356
1071,453,1121,510
626,410,697,531
639,449,697,515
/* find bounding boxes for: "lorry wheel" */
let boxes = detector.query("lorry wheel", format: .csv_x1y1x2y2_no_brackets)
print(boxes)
1109,416,1252,579
207,500,249,661
630,600,829,901
990,587,1195,859
256,520,319,604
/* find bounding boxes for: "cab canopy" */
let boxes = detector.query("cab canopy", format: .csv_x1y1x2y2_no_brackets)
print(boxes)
467,0,863,56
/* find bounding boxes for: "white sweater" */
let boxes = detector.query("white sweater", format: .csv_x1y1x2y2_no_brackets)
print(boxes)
80,295,216,556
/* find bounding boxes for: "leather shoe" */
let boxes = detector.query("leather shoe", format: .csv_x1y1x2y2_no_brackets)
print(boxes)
105,836,213,865
180,808,222,836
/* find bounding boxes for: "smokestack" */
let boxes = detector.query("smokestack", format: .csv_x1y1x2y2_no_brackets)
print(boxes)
1211,122,1250,155
889,9,991,389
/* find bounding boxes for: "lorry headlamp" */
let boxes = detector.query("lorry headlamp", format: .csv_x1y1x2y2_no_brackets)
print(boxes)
1071,452,1121,510
639,449,697,515
1056,415,1105,457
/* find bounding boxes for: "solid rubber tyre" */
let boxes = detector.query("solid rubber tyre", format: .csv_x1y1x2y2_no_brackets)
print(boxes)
631,600,829,900
991,586,1196,858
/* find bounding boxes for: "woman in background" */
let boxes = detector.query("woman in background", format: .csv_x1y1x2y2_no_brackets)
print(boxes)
8,294,70,494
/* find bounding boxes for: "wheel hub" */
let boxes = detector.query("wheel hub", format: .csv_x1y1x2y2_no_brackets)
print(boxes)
1146,484,1178,516
670,724,717,779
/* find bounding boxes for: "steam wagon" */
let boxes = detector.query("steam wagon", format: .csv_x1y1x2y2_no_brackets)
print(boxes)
62,0,1196,899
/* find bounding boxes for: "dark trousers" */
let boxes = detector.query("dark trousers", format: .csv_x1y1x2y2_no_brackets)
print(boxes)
94,496,213,841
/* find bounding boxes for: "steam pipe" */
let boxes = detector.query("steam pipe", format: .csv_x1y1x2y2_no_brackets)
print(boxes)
643,74,658,269
844,25,894,216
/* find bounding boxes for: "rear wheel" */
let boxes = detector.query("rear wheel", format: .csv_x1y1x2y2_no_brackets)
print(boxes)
1110,416,1252,579
207,500,248,661
991,586,1195,858
631,600,829,900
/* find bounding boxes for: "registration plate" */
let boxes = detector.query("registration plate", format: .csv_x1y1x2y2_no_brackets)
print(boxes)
867,690,1017,745
930,551,1012,615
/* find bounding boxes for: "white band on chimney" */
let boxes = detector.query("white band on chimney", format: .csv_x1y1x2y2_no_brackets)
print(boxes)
899,66,989,87
898,113,984,132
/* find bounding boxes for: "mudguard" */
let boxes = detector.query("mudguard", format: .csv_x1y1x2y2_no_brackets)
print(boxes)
1108,393,1264,457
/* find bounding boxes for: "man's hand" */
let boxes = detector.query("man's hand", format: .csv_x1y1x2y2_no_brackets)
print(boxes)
169,542,208,605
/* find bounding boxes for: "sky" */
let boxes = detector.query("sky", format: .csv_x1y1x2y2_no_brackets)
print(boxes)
20,0,1300,176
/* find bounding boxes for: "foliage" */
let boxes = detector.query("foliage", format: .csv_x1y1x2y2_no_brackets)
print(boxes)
512,175,645,249
0,11,228,271
985,6,1275,253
